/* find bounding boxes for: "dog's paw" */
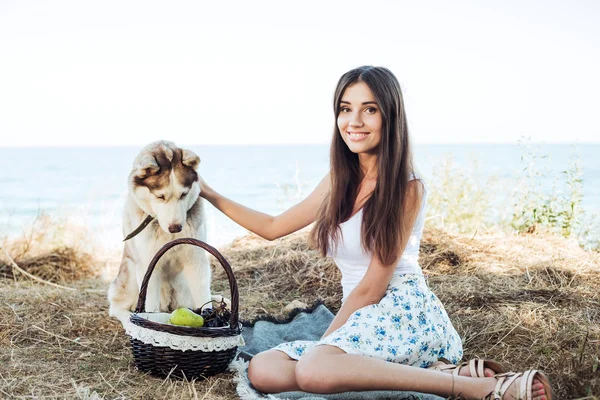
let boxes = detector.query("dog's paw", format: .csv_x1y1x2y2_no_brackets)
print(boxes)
110,309,133,328
211,294,231,309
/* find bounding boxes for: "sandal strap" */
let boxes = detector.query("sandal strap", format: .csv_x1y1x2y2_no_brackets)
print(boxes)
501,373,521,394
477,359,484,378
428,358,462,375
493,374,507,400
430,358,504,378
467,358,506,378
468,359,484,378
432,364,458,372
494,371,526,400
454,362,464,376
452,360,475,377
522,369,538,400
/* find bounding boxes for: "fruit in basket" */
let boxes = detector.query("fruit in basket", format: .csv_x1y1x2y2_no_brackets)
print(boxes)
190,298,232,327
168,308,204,327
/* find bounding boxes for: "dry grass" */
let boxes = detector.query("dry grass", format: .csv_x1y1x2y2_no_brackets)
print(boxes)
0,226,599,399
1,214,101,284
0,278,237,399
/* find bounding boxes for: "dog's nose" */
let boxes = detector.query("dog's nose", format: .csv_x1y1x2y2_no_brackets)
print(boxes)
168,224,182,233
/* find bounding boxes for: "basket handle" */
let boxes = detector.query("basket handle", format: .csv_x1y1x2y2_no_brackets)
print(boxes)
134,238,239,329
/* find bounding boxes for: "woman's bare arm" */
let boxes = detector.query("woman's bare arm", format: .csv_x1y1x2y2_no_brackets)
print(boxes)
199,173,330,241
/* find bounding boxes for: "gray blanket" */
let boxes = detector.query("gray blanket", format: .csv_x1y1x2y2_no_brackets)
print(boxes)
234,303,444,400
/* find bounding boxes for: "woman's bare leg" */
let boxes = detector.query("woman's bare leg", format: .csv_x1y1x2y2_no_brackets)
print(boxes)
247,349,299,393
294,345,549,400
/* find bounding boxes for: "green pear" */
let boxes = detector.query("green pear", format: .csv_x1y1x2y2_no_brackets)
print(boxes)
168,308,204,327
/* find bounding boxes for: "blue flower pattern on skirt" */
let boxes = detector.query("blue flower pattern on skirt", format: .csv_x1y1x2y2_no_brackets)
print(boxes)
272,274,463,368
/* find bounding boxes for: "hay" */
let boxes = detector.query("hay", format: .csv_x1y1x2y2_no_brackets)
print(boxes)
210,228,342,319
0,214,100,283
0,246,96,283
0,227,599,398
417,230,600,397
212,228,600,398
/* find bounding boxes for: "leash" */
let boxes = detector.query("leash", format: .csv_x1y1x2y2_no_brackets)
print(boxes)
123,214,155,242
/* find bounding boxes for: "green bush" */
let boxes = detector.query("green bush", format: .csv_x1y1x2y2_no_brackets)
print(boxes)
425,154,499,236
426,139,599,252
509,140,600,250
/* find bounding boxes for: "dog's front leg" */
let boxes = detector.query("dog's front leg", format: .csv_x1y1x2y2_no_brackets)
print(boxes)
137,268,162,313
108,246,140,327
180,264,212,310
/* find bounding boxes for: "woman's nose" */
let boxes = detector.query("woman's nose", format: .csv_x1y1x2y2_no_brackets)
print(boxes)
349,112,364,127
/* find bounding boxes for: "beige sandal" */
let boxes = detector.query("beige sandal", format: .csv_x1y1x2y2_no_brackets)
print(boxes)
428,357,506,378
489,370,553,400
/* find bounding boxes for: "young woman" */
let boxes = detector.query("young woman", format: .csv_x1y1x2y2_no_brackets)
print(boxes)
199,66,552,399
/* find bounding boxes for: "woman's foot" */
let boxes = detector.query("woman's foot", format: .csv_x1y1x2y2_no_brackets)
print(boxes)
481,370,552,400
428,358,503,378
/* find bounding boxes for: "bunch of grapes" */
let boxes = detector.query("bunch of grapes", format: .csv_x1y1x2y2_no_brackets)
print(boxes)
191,298,231,328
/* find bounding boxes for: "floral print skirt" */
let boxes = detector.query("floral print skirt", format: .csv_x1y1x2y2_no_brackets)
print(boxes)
272,274,463,368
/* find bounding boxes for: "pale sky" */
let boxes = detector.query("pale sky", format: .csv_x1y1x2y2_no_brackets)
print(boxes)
1,0,599,146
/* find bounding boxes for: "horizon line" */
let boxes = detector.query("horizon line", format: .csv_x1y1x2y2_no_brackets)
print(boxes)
1,141,599,148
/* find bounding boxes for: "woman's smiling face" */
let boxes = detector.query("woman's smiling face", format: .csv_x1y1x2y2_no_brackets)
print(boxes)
337,81,383,155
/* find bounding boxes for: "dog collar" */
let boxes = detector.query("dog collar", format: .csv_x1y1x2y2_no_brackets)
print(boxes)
123,215,155,242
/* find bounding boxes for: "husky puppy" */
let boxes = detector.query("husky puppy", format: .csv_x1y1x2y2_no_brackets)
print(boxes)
108,141,215,325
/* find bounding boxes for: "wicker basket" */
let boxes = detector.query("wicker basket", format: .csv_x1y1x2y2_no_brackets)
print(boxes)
127,238,243,380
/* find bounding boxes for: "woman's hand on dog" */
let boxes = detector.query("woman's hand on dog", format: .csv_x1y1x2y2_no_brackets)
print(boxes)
198,175,214,200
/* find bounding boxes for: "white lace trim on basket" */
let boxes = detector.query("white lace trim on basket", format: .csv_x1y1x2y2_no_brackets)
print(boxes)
125,312,245,352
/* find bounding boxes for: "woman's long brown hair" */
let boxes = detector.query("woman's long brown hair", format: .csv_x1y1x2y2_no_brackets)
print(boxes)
310,66,419,266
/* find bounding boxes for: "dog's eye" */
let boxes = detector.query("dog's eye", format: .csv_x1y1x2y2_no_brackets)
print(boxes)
180,192,188,200
156,194,165,200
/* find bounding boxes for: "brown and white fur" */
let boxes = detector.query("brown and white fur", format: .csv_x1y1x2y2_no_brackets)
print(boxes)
108,141,217,326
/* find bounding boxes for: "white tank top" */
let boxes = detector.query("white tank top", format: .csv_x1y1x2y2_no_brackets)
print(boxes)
328,177,427,302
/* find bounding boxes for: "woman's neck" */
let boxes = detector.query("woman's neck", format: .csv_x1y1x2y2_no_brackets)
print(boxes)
358,153,378,181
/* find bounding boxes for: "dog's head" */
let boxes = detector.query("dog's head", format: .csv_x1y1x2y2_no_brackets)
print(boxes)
129,140,201,234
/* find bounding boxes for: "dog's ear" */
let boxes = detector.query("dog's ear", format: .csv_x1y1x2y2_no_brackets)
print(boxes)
182,149,201,170
159,143,174,163
134,155,160,178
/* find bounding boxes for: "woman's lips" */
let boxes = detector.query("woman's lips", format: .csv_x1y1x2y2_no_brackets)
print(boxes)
347,131,370,141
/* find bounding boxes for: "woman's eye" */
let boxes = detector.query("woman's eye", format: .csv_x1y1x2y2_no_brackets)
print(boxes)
180,192,188,199
340,107,351,113
365,107,377,114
